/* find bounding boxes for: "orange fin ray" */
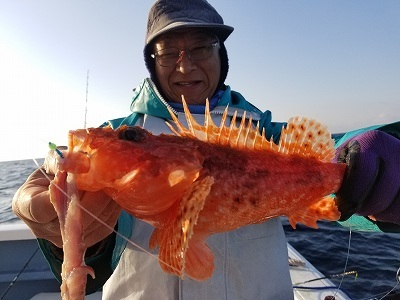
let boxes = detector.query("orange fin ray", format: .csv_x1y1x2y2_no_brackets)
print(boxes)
279,117,335,162
167,98,277,151
184,238,215,280
156,176,214,278
167,99,336,162
287,195,341,229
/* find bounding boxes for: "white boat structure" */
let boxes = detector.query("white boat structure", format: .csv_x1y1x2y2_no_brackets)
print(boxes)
0,222,350,299
288,243,351,300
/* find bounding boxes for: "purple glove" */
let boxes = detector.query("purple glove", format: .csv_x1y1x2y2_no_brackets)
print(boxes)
335,130,400,224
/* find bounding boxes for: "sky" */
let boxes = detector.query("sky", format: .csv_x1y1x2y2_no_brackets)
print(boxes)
0,1,399,161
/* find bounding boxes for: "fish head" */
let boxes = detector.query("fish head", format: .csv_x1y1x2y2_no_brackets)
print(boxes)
61,125,204,214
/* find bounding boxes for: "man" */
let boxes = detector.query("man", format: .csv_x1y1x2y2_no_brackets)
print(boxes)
12,0,400,299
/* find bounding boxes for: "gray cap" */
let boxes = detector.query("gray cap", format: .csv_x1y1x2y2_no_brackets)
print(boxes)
146,0,234,45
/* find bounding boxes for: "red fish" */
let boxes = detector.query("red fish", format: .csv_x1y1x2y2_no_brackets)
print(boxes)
58,100,345,281
49,171,95,299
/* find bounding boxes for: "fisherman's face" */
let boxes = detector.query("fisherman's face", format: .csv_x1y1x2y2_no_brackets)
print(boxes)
153,29,221,105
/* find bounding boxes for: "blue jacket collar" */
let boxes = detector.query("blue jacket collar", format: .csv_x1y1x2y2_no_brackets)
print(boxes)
130,78,263,121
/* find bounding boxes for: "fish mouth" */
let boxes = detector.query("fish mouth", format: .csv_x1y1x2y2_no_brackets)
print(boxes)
60,129,91,173
61,150,90,173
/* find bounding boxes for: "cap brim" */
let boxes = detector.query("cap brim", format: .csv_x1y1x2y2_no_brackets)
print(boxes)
146,22,234,45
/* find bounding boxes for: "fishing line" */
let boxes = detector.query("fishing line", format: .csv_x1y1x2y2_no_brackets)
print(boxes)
374,266,400,300
347,262,400,300
333,228,353,298
329,228,400,300
0,247,39,300
293,227,355,296
32,157,182,275
341,230,400,300
357,285,400,300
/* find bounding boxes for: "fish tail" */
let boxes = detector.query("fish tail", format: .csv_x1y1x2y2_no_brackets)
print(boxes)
287,195,341,229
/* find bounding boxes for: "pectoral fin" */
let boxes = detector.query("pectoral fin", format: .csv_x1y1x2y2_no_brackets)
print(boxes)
155,176,214,278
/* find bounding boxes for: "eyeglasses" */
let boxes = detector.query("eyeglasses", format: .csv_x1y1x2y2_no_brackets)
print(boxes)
151,41,219,67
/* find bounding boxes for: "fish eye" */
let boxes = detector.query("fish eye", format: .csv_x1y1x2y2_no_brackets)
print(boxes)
119,127,144,142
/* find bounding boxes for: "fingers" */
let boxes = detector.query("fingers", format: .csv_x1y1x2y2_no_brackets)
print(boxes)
44,147,67,175
335,140,380,220
77,190,122,247
84,199,122,247
335,143,358,220
13,168,121,247
12,168,64,245
12,168,55,223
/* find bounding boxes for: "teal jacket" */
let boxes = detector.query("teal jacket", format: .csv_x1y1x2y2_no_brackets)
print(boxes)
39,78,400,294
105,78,285,142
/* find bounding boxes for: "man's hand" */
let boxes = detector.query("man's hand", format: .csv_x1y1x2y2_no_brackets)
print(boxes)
12,167,121,248
335,130,400,223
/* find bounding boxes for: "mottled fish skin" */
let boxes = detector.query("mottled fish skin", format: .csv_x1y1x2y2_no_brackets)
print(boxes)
58,100,345,281
49,171,95,299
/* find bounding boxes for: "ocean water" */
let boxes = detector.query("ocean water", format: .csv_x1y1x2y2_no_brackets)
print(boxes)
0,159,44,223
284,220,400,299
1,159,400,299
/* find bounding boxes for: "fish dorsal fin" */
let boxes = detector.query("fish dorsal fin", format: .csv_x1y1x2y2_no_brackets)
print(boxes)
167,98,335,162
278,117,335,162
166,98,278,152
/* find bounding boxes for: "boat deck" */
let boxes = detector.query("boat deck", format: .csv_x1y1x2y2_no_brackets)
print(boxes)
288,243,351,299
0,223,60,299
1,222,351,299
